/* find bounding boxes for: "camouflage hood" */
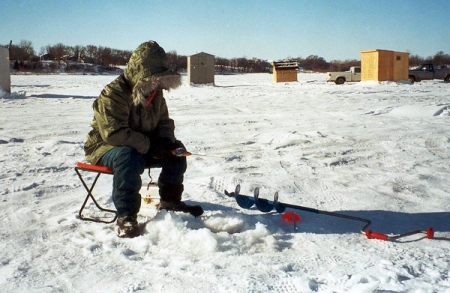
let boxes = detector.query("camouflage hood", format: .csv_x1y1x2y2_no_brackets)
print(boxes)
124,41,182,106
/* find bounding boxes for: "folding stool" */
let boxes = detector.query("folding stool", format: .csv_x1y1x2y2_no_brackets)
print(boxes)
74,162,117,223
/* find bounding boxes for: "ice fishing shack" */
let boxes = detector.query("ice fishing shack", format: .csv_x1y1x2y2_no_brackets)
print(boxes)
188,52,215,85
0,45,11,93
272,61,298,83
360,49,409,82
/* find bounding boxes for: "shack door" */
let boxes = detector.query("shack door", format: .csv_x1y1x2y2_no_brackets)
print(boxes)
198,55,208,83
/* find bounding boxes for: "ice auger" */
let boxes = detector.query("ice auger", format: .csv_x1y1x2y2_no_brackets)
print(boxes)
225,184,434,241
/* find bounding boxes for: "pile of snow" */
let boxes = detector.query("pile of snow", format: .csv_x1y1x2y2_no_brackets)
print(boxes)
0,73,449,292
0,86,26,99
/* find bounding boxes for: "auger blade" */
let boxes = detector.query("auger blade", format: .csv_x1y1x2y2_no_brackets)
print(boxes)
273,191,286,213
254,187,274,212
234,184,255,209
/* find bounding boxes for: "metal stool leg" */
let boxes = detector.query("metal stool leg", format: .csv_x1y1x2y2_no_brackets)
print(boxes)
75,167,117,224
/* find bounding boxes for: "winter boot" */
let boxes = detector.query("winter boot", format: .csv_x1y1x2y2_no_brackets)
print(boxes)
116,215,140,238
157,183,204,217
158,200,204,217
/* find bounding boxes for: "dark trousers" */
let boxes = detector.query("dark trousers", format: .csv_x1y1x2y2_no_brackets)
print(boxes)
98,144,187,218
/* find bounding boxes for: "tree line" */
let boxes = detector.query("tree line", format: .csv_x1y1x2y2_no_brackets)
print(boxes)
5,40,450,73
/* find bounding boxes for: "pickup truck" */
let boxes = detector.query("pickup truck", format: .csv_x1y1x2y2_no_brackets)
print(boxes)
327,66,361,84
408,64,450,83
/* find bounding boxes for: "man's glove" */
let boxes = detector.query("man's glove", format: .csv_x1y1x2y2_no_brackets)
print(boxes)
147,137,176,159
159,137,177,152
161,139,190,157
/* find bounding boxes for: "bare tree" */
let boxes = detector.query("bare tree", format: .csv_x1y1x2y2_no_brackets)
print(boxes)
329,59,360,71
432,51,450,66
44,43,67,62
85,45,99,63
6,39,450,73
237,57,249,72
98,46,112,65
166,50,179,71
19,40,35,59
408,54,423,67
8,40,35,61
74,45,86,62
215,57,228,73
302,55,329,72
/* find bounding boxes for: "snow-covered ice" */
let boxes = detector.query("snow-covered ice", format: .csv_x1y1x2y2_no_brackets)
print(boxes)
0,73,449,292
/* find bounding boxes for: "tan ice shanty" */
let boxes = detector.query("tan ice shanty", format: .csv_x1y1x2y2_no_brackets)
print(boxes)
0,46,10,93
188,52,215,85
361,49,409,82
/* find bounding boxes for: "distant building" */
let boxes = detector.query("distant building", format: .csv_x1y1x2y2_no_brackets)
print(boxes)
272,61,298,83
0,46,10,92
360,49,409,81
39,53,54,61
188,52,215,85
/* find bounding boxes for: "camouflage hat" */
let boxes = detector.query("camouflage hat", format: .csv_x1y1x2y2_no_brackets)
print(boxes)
124,41,169,88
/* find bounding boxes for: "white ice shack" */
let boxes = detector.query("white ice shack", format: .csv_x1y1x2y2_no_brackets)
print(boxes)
0,46,11,93
187,52,215,85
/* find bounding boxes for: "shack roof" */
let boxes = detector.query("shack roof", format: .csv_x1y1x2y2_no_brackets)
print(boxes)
189,52,215,57
272,61,298,69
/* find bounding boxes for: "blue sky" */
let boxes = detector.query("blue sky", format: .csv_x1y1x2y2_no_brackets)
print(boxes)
1,0,449,61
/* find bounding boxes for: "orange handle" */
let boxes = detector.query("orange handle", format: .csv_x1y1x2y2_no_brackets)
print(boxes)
365,230,388,241
426,227,434,239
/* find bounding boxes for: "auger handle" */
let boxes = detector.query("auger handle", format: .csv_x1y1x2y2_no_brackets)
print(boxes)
366,227,434,241
365,230,388,241
426,227,434,239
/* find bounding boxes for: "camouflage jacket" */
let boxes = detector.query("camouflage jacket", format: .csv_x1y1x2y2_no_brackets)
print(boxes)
84,41,181,164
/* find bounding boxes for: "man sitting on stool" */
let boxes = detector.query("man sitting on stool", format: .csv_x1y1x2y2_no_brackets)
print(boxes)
83,41,203,238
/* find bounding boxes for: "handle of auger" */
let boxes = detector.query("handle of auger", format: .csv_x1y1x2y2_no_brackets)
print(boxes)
365,230,389,241
281,202,373,232
365,227,434,241
427,227,435,239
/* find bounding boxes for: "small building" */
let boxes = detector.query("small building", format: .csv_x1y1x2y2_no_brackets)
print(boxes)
188,52,215,85
272,61,298,83
0,46,10,93
360,49,409,81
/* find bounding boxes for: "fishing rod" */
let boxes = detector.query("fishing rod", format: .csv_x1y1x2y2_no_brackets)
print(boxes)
171,147,223,158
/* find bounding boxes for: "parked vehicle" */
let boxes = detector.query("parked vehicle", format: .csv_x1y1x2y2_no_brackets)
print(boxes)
408,64,450,83
327,66,361,84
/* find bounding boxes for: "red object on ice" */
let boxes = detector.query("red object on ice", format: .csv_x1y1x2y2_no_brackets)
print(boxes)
282,211,301,223
365,230,388,241
427,227,434,239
